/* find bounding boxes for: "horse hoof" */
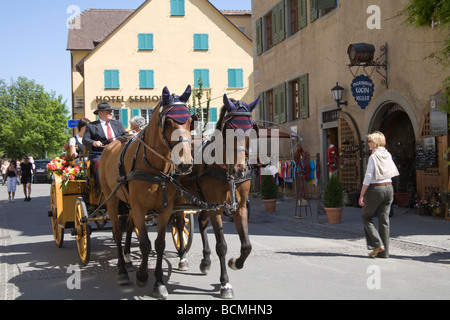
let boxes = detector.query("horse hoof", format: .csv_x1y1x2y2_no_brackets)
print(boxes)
178,259,189,271
219,283,234,299
134,271,148,288
117,273,131,286
228,258,238,270
153,285,169,300
200,260,211,275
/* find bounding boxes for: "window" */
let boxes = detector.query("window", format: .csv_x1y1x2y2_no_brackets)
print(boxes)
139,70,154,89
256,18,263,55
138,33,154,50
104,70,119,89
267,89,274,122
194,69,210,88
289,0,299,35
228,69,244,89
265,13,273,50
111,109,129,128
171,0,185,16
140,108,154,124
194,34,209,51
310,0,337,22
290,79,300,120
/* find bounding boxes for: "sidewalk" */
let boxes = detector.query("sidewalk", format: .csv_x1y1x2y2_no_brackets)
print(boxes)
250,196,450,251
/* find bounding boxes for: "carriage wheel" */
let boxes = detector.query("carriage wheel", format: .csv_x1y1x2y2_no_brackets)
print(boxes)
50,181,64,247
74,197,91,266
171,213,194,254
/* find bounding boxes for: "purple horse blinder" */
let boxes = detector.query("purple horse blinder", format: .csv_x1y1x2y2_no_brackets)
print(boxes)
160,85,191,125
222,94,260,135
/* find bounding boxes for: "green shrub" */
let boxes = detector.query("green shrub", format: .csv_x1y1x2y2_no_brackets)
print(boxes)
260,175,278,200
323,174,344,208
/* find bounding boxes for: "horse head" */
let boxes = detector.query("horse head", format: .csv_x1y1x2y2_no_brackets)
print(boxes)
221,94,260,178
159,85,194,175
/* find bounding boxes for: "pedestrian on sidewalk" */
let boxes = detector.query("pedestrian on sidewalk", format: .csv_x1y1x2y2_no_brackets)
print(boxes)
359,131,399,258
1,160,9,185
20,155,35,201
6,160,18,202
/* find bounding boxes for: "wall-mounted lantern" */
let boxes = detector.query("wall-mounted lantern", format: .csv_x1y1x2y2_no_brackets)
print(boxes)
331,82,348,108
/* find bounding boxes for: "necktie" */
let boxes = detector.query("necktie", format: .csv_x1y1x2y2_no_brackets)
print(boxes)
106,121,113,141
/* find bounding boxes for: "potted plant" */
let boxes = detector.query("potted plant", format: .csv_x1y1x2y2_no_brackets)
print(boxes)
323,174,344,224
260,174,278,212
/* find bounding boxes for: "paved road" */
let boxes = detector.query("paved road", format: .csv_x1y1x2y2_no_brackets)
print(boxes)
1,182,449,301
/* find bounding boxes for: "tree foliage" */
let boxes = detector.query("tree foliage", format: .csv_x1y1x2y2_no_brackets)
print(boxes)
0,77,71,159
403,0,450,111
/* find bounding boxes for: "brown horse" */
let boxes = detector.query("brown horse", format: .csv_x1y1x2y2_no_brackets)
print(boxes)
175,94,260,299
99,85,193,299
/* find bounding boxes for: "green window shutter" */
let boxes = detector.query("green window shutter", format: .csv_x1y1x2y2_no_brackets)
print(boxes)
315,0,336,10
228,69,244,88
298,0,307,29
138,33,154,50
274,83,286,124
171,0,185,16
210,108,218,122
139,70,154,89
104,70,119,89
194,69,210,88
299,74,309,119
132,109,141,117
194,34,209,50
260,92,266,121
272,0,286,45
310,0,319,22
256,18,263,55
121,109,129,128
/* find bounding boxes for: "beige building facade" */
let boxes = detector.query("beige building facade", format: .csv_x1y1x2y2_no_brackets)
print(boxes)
67,0,253,134
253,0,449,202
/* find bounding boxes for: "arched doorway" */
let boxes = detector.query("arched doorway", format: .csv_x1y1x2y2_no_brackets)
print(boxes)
370,103,416,204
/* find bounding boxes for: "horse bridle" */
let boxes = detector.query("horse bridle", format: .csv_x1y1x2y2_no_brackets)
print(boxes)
159,99,192,151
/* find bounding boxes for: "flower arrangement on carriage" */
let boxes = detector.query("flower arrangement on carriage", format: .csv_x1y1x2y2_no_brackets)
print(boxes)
47,156,86,190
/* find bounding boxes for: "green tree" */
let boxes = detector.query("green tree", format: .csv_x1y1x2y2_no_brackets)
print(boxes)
189,78,211,133
0,77,70,159
403,0,450,110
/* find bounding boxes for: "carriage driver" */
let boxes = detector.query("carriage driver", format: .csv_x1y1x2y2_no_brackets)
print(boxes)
82,102,127,185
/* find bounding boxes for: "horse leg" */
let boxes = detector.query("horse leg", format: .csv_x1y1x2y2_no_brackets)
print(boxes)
198,210,212,275
228,205,252,271
123,215,134,272
153,210,170,299
132,210,151,288
210,211,234,299
175,212,189,271
109,200,130,286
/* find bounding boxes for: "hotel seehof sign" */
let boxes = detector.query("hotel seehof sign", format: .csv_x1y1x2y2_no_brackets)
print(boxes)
95,95,161,104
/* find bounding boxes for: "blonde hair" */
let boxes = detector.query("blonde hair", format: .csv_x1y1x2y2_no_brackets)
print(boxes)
367,131,386,148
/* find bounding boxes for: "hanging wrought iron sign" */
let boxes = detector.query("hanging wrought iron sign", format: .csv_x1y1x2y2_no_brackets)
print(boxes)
351,75,374,110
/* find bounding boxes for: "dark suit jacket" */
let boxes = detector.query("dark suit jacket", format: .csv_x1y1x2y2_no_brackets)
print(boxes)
82,120,127,153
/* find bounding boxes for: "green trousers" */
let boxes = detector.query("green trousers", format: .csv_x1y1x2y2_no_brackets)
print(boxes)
361,185,393,257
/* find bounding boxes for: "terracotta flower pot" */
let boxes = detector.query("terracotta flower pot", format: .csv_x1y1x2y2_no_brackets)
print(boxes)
263,199,277,213
324,207,343,224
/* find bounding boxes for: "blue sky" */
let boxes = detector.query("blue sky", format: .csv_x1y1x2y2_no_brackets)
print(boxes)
0,0,251,110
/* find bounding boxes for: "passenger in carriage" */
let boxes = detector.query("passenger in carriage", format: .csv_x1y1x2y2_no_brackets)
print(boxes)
82,102,127,184
66,118,90,160
129,116,146,136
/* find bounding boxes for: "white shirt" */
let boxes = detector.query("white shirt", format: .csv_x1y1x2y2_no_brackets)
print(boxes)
69,134,83,147
363,147,393,186
99,119,116,141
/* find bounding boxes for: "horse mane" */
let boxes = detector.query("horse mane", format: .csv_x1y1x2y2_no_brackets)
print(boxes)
215,105,226,130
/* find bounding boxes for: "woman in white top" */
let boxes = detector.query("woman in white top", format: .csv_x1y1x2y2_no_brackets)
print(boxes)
359,131,399,258
68,118,90,160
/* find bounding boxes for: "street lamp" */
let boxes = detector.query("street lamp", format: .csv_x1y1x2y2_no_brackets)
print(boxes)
331,82,348,108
